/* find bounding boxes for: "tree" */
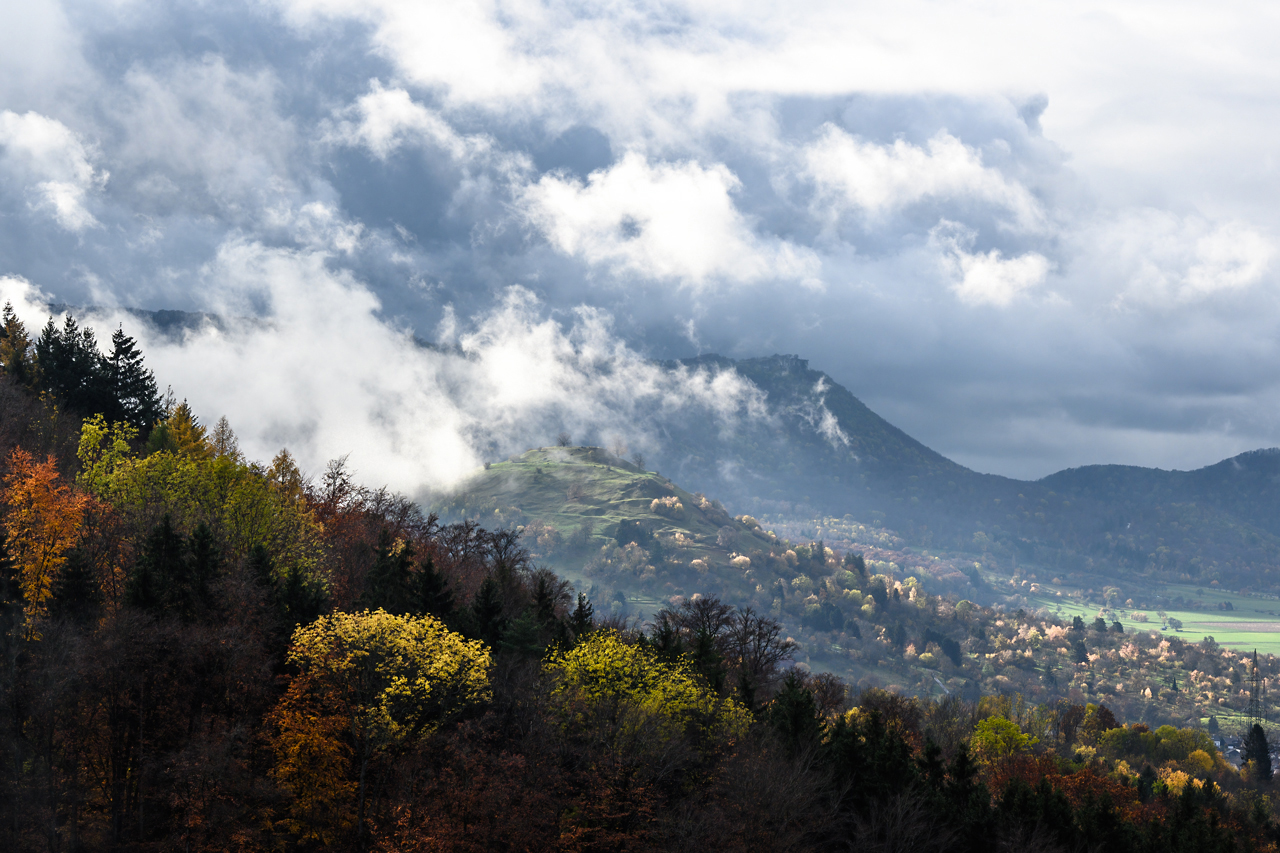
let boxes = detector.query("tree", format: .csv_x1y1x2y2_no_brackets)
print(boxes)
546,630,749,754
103,326,162,430
568,592,594,643
2,448,88,633
470,576,507,646
1072,638,1089,664
146,401,210,458
971,716,1037,763
268,610,491,844
359,529,415,615
412,555,454,621
127,514,187,614
1244,723,1272,782
725,607,796,705
767,670,823,751
867,578,889,609
1079,704,1118,744
0,302,33,384
33,315,105,415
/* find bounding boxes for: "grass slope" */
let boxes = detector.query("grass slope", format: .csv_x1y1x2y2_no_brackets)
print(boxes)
432,445,774,589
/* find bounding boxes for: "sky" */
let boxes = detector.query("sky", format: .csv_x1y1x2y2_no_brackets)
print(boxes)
2,0,1280,491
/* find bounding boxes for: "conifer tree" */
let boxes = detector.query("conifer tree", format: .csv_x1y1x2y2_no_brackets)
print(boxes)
413,556,454,620
129,515,185,612
187,522,219,620
1244,723,1272,782
568,592,594,643
147,401,211,457
0,303,33,384
360,530,415,615
105,326,162,430
52,548,101,625
470,576,507,646
767,670,822,752
33,315,104,415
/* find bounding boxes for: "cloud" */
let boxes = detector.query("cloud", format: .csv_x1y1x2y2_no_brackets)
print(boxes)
1,238,771,495
1084,211,1275,306
521,152,820,289
931,221,1050,306
0,110,106,231
280,0,545,107
797,377,850,448
4,0,1280,485
328,81,496,163
802,124,1043,231
113,57,299,218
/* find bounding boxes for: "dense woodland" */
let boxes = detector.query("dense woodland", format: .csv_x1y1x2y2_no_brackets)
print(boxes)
3,309,1280,851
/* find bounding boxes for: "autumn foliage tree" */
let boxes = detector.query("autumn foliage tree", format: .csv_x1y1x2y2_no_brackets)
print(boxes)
268,609,491,845
2,447,87,631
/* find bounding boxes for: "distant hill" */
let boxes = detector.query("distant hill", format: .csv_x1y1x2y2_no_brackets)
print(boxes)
433,445,773,578
631,355,1280,594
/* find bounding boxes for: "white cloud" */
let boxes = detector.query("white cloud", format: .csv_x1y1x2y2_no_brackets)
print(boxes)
932,222,1050,306
1079,211,1275,306
796,377,850,448
328,81,496,162
521,151,820,289
25,238,772,494
280,0,544,106
0,110,106,231
0,275,60,327
802,124,1043,230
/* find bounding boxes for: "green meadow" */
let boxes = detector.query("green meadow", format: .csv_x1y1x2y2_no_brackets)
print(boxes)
1024,582,1280,657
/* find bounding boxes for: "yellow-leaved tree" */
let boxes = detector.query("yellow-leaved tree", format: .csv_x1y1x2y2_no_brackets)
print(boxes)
970,715,1038,764
267,609,491,845
546,631,751,761
2,448,88,633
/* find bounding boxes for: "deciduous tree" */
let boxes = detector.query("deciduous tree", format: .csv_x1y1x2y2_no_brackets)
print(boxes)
2,448,87,632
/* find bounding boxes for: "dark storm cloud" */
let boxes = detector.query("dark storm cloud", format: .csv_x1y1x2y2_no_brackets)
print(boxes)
2,0,1279,485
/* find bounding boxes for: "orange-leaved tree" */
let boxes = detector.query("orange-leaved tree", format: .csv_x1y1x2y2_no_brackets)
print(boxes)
2,447,88,632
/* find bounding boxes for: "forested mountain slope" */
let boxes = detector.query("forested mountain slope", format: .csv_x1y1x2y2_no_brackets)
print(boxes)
643,355,1280,592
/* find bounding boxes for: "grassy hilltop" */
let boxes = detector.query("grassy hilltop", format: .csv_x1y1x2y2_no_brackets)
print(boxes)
432,446,776,600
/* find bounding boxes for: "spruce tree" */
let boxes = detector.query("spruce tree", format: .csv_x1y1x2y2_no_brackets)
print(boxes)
412,556,454,620
187,523,220,620
106,326,162,430
568,592,594,642
470,576,507,646
128,514,187,615
1244,723,1272,782
279,562,327,629
34,315,104,414
360,529,415,615
767,670,822,753
52,548,101,625
0,302,33,384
